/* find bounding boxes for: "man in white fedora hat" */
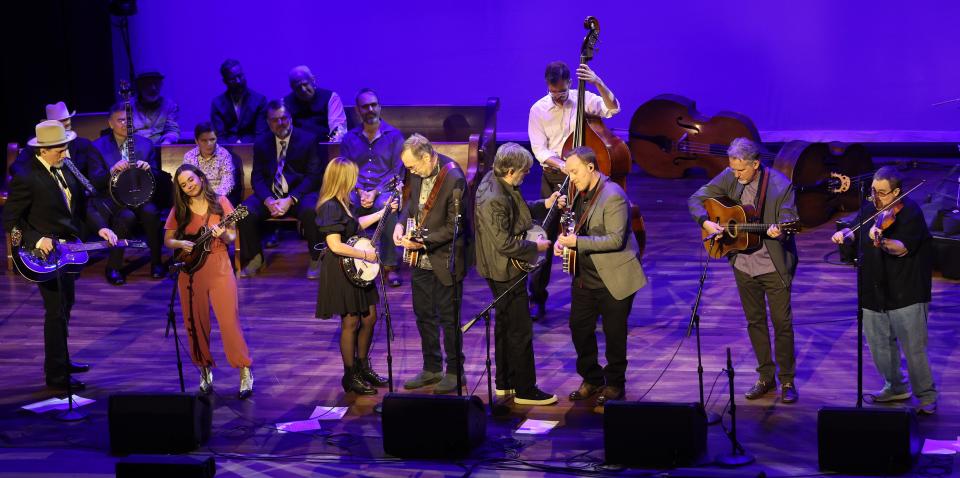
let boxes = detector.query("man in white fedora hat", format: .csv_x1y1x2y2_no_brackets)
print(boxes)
3,120,118,392
15,101,103,186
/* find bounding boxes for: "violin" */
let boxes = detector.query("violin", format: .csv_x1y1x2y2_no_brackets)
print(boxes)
871,197,904,249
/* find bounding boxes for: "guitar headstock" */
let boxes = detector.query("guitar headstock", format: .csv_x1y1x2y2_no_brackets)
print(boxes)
581,16,601,63
118,80,132,101
123,239,149,249
560,210,577,234
780,221,802,235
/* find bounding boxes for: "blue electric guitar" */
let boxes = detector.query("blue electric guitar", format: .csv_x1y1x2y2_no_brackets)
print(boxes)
10,228,147,282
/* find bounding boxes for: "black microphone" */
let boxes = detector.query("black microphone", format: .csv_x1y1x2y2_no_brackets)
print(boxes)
452,188,463,219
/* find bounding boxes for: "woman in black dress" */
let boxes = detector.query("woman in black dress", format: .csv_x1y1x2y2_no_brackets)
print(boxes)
316,157,397,395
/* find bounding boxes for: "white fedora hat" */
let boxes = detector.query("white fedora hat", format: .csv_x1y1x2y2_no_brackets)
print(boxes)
27,120,77,147
45,101,76,121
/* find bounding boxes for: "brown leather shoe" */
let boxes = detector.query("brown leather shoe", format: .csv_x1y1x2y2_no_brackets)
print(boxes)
595,385,625,407
744,379,776,400
568,382,601,401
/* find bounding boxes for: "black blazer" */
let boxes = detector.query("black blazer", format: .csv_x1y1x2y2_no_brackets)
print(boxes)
210,88,268,143
398,155,467,286
89,134,159,193
3,155,105,248
251,129,322,203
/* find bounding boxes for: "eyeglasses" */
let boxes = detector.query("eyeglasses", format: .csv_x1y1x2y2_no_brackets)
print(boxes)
871,188,895,197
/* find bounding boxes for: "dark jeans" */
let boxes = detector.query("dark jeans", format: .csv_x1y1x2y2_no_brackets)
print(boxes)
38,274,75,378
486,276,538,395
355,204,399,267
238,192,321,265
732,268,796,384
98,198,163,269
569,285,634,389
411,268,464,373
528,171,565,304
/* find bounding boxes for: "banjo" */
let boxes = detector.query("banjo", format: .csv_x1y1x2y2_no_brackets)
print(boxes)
510,176,569,272
340,176,402,287
110,80,156,208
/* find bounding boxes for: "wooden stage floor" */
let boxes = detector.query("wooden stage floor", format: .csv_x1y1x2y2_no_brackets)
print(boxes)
0,160,957,477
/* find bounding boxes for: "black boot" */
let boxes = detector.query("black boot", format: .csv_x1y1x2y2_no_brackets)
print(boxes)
342,365,376,395
356,357,388,387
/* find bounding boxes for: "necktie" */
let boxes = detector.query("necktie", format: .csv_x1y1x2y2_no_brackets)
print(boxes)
51,166,72,210
273,140,288,198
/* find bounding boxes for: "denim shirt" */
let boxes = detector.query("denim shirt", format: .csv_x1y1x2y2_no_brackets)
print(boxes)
340,121,405,191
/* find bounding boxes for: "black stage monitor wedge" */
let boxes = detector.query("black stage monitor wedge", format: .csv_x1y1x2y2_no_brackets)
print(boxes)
116,455,215,478
604,401,708,468
382,393,486,458
108,393,212,455
818,406,920,475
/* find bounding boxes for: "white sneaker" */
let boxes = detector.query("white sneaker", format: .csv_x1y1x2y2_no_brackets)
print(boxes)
199,367,213,394
239,366,253,399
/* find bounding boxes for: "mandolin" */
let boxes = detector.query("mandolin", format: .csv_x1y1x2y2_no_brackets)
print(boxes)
175,205,249,274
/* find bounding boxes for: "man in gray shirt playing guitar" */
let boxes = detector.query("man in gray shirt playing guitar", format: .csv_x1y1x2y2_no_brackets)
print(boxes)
688,137,801,404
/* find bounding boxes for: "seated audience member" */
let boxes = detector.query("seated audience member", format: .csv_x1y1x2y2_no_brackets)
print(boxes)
90,103,165,284
340,88,404,286
211,59,267,143
283,65,347,142
15,101,102,181
132,70,180,145
237,100,324,279
183,122,240,205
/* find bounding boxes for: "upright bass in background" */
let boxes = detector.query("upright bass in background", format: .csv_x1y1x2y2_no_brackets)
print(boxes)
629,94,763,179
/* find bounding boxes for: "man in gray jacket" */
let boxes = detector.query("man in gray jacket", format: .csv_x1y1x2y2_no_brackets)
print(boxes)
557,146,646,409
688,137,800,404
474,143,564,406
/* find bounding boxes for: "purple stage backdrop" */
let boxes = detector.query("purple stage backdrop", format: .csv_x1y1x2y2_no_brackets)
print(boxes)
120,0,960,141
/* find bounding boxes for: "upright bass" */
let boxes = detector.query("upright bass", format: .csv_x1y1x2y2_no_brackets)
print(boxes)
557,16,646,259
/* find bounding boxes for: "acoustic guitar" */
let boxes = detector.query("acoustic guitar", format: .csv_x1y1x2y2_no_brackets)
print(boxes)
701,196,800,259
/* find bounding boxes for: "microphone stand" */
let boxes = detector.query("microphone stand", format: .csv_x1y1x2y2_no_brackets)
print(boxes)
52,245,85,421
372,262,396,415
854,179,868,408
449,190,464,396
462,271,529,417
166,263,186,393
685,220,721,426
715,347,754,466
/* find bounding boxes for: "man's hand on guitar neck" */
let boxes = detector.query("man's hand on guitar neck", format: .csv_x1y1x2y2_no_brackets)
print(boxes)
767,225,782,239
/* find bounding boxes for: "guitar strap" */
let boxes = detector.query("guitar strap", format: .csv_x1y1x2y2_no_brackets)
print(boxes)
572,177,607,234
756,166,772,218
418,161,458,224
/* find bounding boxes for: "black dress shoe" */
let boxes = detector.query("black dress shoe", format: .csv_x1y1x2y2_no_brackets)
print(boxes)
151,264,166,279
744,379,776,400
568,381,601,401
595,385,625,407
46,376,86,391
105,268,125,285
781,382,799,403
68,361,90,374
